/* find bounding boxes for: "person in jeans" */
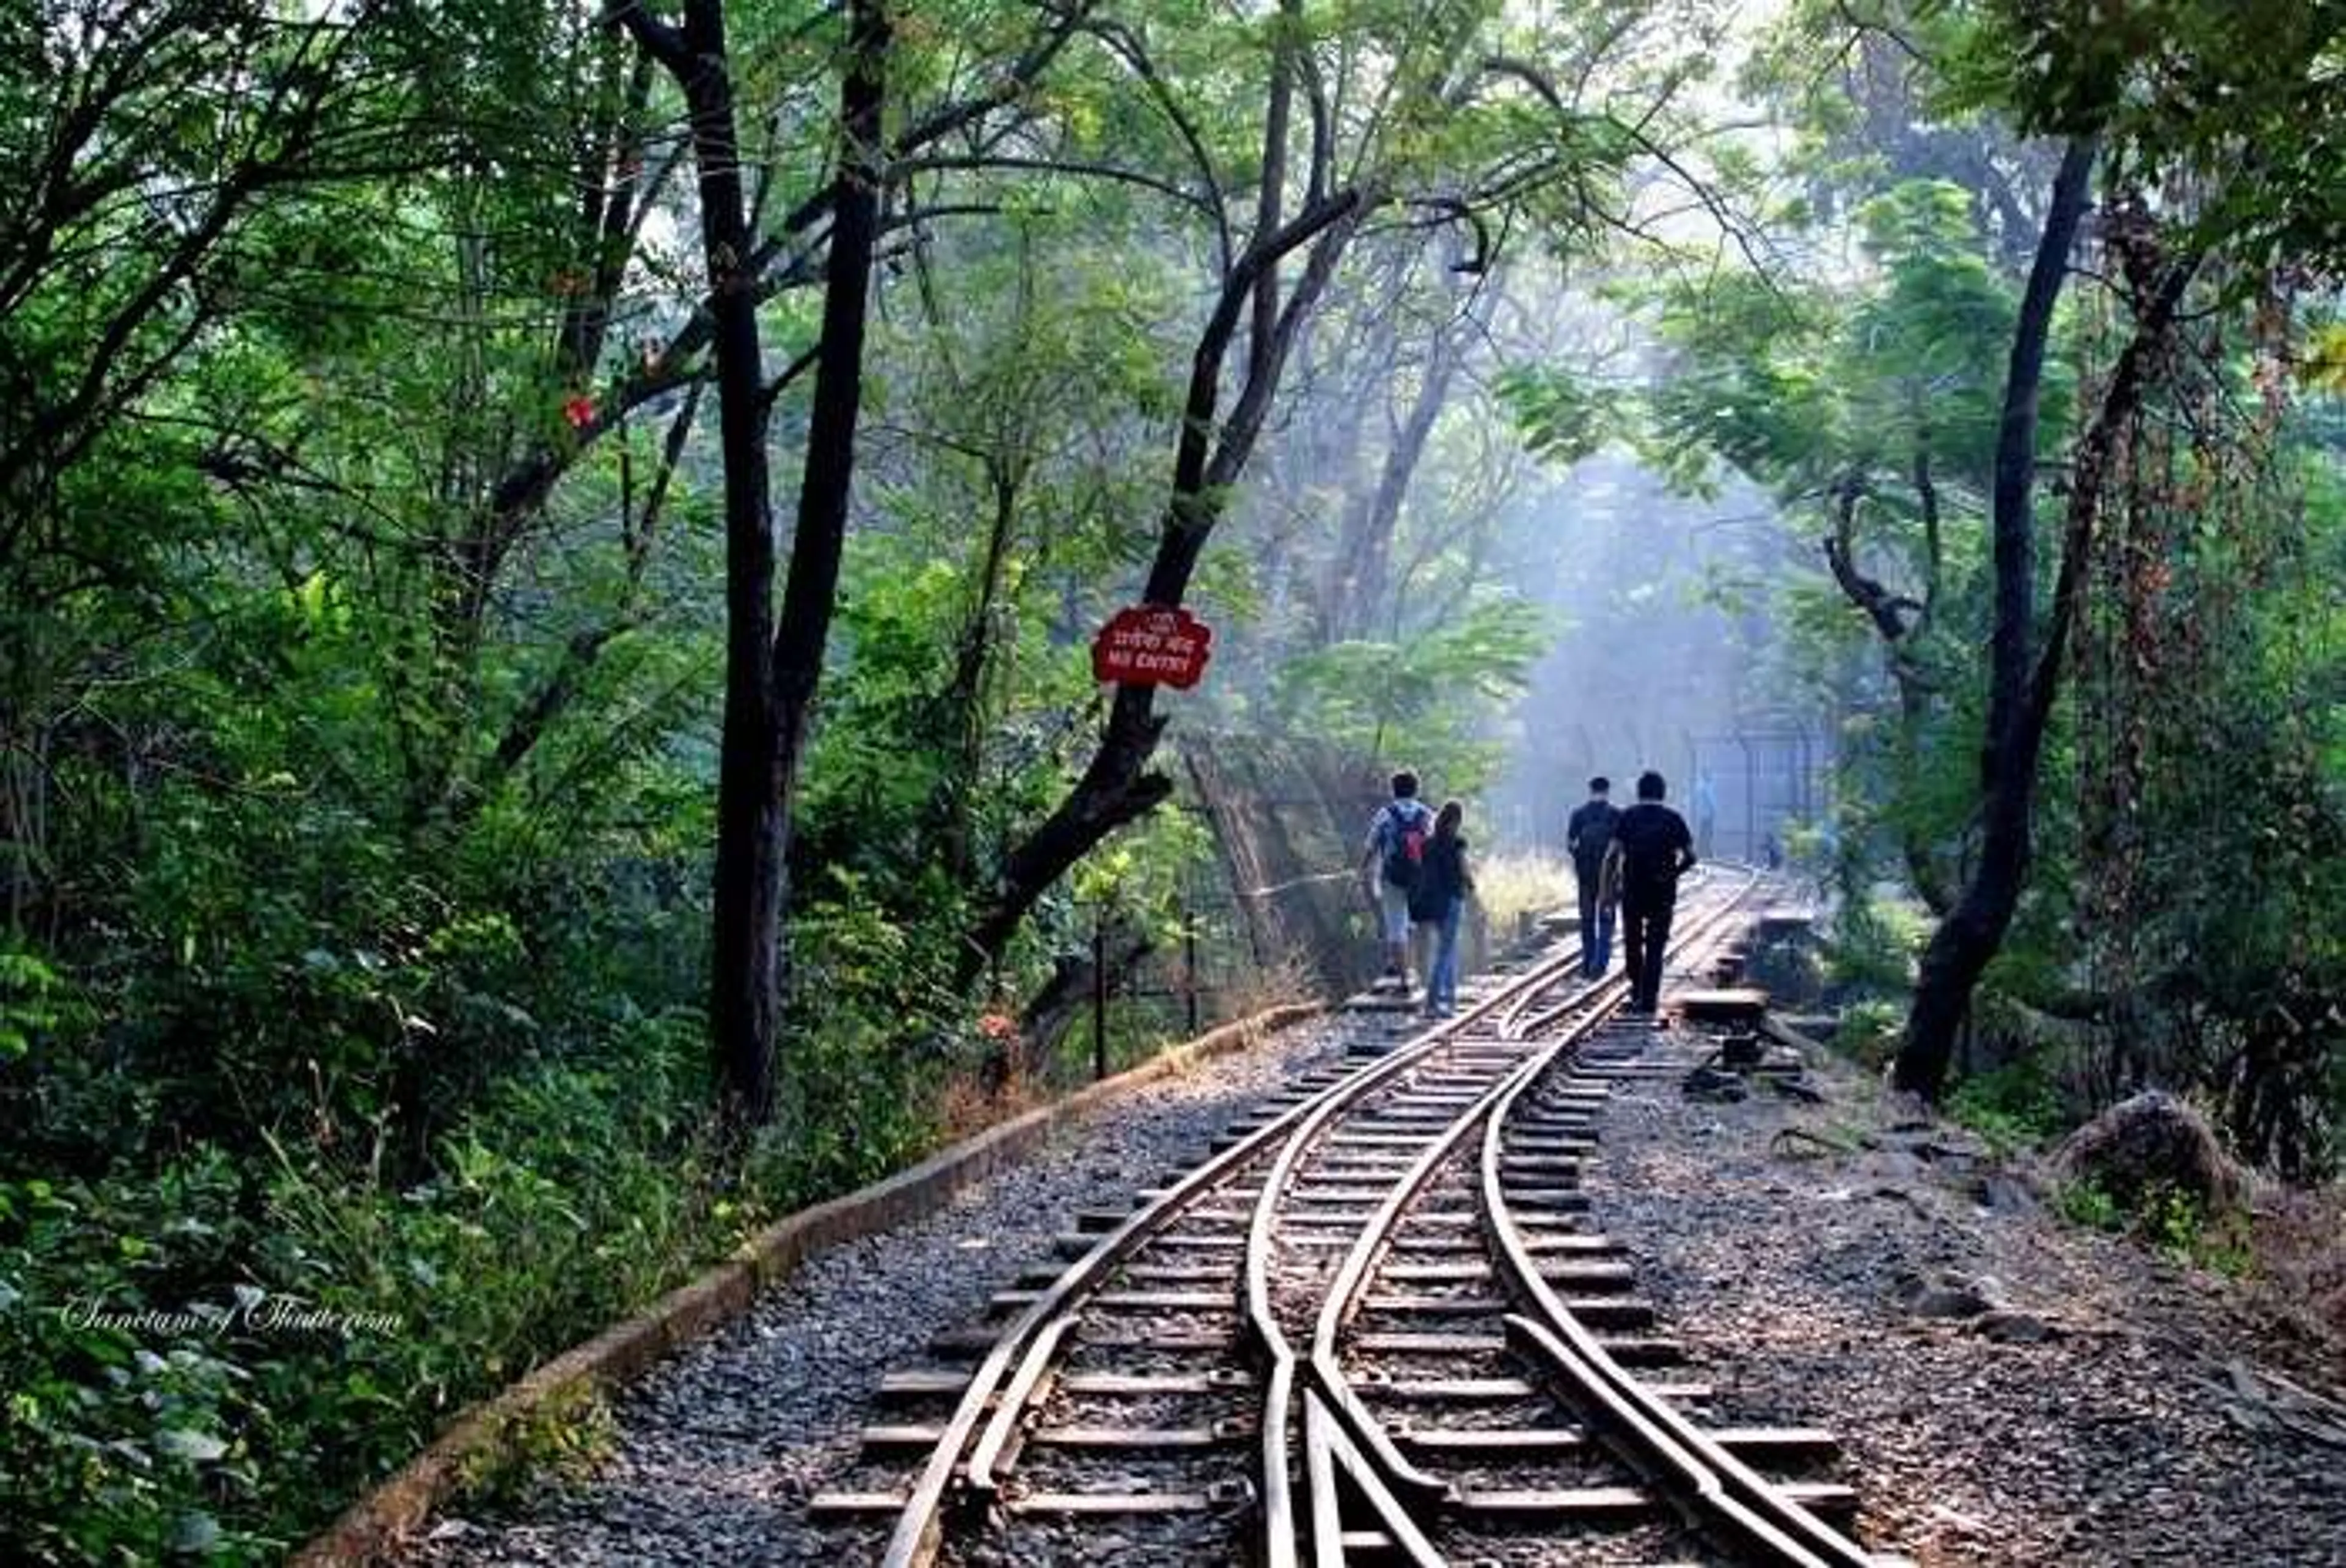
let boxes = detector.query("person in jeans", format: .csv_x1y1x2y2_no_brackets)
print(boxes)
1411,800,1474,1018
1565,776,1619,978
1359,770,1434,988
1610,770,1696,1013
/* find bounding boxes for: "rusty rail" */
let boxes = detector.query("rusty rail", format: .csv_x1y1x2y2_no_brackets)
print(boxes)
1478,875,1878,1567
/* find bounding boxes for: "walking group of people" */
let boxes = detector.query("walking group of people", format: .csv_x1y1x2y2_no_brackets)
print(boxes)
1359,768,1697,1020
1566,772,1697,1014
1358,771,1473,1018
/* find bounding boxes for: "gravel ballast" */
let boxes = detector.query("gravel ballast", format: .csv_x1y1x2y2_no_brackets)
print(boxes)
407,1015,1360,1566
403,943,2344,1566
1585,1045,2346,1567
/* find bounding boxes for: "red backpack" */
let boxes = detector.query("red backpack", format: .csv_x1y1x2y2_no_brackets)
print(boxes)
1380,801,1431,889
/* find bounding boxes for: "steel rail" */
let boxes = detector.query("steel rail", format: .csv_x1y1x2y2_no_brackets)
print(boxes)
1479,878,1879,1568
1238,941,1591,1568
1298,875,1756,1563
879,928,1590,1567
1304,878,1746,1393
1306,1391,1443,1568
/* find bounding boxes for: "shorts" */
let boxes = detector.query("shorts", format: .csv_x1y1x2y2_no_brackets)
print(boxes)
1379,881,1413,943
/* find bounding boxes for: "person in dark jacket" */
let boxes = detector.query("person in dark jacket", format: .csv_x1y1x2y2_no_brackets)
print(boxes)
1565,776,1618,979
1411,800,1473,1018
1608,770,1696,1014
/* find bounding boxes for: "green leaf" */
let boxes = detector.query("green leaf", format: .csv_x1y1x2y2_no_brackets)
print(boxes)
155,1428,228,1464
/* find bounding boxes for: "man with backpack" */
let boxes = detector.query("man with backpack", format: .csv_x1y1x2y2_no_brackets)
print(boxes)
1565,776,1619,979
1360,770,1434,990
1608,770,1697,1015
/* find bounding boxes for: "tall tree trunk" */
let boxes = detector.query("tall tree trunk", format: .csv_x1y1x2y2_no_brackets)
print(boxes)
762,0,890,1098
624,0,889,1123
1891,137,2094,1098
671,0,783,1123
1895,143,2204,1098
1329,327,1457,641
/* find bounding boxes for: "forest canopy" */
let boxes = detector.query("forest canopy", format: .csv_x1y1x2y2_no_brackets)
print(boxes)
1,1,2340,1559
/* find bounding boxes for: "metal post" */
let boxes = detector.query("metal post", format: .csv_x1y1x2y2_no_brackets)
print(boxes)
1183,896,1200,1035
1736,732,1757,864
1092,908,1108,1081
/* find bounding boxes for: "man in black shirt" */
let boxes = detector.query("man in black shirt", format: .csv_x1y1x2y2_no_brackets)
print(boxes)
1610,770,1696,1014
1565,776,1618,979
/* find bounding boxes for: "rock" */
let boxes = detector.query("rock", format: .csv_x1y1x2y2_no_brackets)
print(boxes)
1896,1268,2004,1319
1882,1088,1935,1131
1864,1148,1926,1181
1973,1307,2060,1344
1928,1501,1992,1536
1767,1074,1829,1104
1974,1171,2037,1215
1682,1066,1749,1102
2054,1090,2243,1211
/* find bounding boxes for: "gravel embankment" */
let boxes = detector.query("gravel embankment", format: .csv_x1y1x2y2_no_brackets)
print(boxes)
406,1013,1365,1566
1586,1046,2346,1567
405,930,2344,1567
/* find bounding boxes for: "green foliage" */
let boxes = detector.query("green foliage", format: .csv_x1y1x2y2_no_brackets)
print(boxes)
0,945,63,1062
1945,0,2346,275
2055,1176,2124,1233
2055,1175,2254,1279
1273,598,1552,790
1494,366,1622,467
1945,1059,2067,1155
1822,894,1931,999
455,1381,617,1509
1833,998,1907,1071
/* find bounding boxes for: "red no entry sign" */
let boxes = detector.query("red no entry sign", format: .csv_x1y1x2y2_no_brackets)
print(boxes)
1091,603,1213,688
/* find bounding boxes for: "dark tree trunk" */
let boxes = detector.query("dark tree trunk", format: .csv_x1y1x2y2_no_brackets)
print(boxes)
625,0,889,1123
670,0,783,1124
1891,137,2094,1098
961,189,1362,980
761,0,890,1098
1896,143,2202,1099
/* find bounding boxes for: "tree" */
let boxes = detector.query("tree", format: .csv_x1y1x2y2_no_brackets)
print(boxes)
1894,0,2346,1096
966,0,1703,973
613,0,892,1124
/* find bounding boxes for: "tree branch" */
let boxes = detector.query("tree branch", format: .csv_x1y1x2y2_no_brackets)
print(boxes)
601,2,688,72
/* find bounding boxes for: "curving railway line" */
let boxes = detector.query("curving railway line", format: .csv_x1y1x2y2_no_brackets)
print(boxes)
811,870,1891,1566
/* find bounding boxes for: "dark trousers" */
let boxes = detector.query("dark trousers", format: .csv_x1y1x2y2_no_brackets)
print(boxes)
1621,889,1676,1011
1573,858,1604,976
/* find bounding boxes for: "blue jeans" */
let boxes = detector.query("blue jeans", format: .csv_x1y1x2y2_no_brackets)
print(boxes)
1427,899,1463,1011
1575,860,1613,977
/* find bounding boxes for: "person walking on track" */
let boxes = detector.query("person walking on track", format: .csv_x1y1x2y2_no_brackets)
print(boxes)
1359,770,1434,991
1609,770,1697,1015
1566,776,1619,979
1411,800,1474,1018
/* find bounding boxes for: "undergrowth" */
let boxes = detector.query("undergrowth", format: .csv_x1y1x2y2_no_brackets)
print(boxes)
1945,1059,2068,1156
1474,852,1576,942
2056,1175,2255,1278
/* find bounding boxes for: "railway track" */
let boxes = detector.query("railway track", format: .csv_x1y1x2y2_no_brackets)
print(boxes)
810,871,1887,1565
